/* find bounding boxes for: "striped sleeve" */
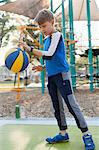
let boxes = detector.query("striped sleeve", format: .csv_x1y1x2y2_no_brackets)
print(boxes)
42,31,61,56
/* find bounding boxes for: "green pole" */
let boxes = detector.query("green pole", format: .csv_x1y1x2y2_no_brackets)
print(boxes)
0,0,8,3
68,0,76,89
50,0,53,12
50,0,66,40
54,0,66,13
15,104,20,119
96,55,99,87
86,0,94,92
62,0,66,39
39,33,45,94
54,3,62,13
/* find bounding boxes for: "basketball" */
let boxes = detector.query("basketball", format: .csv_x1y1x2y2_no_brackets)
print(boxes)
5,47,30,73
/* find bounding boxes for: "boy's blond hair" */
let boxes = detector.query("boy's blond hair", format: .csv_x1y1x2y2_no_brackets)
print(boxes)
34,9,54,25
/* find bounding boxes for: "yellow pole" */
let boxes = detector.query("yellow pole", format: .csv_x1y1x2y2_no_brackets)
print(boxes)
15,29,23,119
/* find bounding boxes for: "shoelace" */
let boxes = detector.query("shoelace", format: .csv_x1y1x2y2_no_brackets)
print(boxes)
84,135,93,146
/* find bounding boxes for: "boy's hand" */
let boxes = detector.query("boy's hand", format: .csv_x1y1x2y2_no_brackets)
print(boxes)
19,42,31,52
20,42,43,58
32,65,43,72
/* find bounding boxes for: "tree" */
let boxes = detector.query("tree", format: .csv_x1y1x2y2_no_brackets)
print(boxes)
0,12,15,47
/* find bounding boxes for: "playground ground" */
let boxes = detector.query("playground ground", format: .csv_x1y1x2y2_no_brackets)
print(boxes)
0,83,99,150
0,86,99,118
0,119,99,150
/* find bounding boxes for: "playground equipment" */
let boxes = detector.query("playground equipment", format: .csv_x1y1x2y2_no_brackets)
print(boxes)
0,0,98,92
50,0,98,92
84,49,99,87
17,25,45,94
6,25,44,119
5,45,30,118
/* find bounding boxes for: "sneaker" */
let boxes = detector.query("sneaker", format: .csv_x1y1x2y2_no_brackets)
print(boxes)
46,133,69,144
83,134,95,150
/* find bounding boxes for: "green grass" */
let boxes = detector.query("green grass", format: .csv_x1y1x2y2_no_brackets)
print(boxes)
0,125,98,150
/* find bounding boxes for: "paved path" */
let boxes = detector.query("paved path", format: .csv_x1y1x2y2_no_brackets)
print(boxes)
0,117,99,126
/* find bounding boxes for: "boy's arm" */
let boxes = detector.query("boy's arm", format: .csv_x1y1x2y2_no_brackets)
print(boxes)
32,32,61,59
42,32,61,57
20,42,43,58
32,49,43,57
21,32,61,58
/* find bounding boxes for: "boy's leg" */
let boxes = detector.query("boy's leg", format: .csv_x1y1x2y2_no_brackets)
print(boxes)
47,77,67,131
55,72,95,149
55,72,88,132
46,77,69,143
57,89,67,131
57,89,68,136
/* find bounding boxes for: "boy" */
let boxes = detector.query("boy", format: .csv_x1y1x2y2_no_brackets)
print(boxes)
22,9,95,150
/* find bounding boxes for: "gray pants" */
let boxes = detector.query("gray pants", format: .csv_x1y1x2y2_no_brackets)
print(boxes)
48,72,88,133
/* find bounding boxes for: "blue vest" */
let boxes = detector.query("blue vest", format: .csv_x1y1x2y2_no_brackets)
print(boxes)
44,34,69,77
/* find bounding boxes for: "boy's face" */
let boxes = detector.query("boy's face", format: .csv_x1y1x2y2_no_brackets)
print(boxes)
39,20,54,36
